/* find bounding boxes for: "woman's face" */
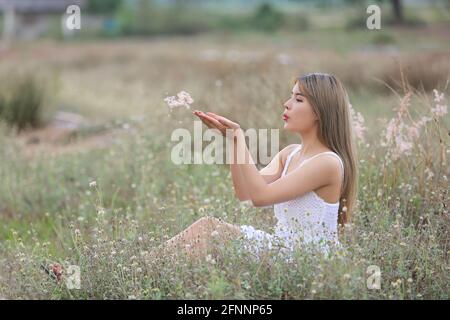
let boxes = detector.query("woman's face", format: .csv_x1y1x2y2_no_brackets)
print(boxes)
282,82,318,133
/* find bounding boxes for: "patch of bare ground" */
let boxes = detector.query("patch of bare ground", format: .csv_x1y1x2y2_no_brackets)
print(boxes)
15,111,126,158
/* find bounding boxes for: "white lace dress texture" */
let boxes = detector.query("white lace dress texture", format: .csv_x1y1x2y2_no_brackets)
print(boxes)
239,145,344,260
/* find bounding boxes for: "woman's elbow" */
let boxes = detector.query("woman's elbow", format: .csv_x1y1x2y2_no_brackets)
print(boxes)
234,192,268,207
251,197,267,207
234,191,251,202
251,200,262,207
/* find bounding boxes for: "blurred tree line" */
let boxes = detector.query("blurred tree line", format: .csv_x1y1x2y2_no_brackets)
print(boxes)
78,0,449,37
86,0,123,14
83,0,309,36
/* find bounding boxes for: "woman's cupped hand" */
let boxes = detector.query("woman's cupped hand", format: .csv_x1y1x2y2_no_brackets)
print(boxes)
193,110,241,137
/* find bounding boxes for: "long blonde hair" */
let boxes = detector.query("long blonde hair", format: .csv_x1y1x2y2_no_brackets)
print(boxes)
296,72,358,229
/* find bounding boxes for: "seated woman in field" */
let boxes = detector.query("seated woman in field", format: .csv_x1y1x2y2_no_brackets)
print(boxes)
156,72,357,262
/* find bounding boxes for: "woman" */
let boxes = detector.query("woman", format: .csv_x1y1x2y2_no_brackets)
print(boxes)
160,72,358,261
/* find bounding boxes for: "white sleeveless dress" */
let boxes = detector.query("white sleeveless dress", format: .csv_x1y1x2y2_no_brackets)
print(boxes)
239,144,344,259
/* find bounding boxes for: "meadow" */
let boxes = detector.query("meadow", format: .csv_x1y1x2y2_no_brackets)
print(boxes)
0,27,449,299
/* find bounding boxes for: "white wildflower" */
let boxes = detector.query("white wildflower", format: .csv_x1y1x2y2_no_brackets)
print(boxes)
205,254,216,265
425,168,434,180
164,91,194,110
140,250,148,256
431,104,448,117
211,230,219,238
348,103,366,142
431,89,447,117
433,89,444,103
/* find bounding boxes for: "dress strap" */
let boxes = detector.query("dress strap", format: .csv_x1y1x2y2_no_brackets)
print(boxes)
282,145,302,176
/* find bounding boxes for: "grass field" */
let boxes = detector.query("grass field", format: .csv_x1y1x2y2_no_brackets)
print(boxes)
0,27,449,299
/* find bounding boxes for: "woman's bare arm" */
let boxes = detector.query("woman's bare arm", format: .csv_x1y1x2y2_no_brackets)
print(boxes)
192,110,324,206
230,139,295,201
233,129,339,207
230,143,251,200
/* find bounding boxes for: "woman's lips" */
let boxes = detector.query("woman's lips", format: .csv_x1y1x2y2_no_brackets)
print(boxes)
283,114,289,121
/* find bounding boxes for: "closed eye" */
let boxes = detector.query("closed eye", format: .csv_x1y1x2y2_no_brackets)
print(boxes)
291,91,304,102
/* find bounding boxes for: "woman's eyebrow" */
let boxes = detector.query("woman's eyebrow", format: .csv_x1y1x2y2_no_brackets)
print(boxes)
291,91,305,96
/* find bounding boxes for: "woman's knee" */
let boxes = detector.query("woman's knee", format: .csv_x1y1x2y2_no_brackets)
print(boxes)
191,216,241,241
194,216,220,230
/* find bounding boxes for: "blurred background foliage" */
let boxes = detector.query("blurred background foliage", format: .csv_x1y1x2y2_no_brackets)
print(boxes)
33,0,450,38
